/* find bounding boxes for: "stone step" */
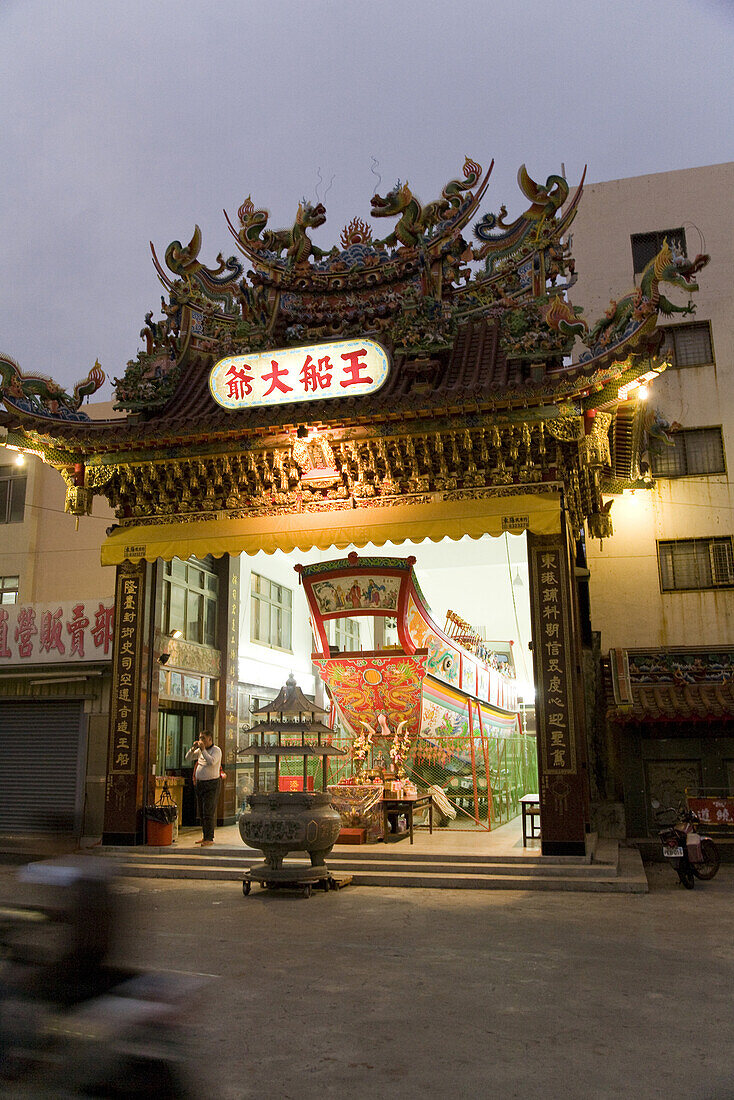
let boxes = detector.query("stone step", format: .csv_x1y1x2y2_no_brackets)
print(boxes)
93,853,646,893
97,852,612,879
97,844,615,867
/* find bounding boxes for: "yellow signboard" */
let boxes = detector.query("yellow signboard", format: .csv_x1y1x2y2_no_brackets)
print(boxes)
209,337,390,410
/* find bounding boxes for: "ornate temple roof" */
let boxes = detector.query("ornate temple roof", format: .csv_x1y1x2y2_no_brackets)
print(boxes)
0,158,709,543
605,649,734,723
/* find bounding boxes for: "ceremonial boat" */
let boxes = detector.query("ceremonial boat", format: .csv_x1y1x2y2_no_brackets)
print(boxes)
297,553,532,822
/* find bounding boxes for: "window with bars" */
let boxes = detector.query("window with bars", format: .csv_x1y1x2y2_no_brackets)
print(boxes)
650,428,726,478
0,576,19,604
162,556,218,646
0,466,26,524
631,229,686,274
250,573,292,650
658,538,734,591
659,322,714,369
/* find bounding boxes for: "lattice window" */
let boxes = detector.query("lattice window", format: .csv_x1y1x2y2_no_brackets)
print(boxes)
658,538,734,591
650,428,725,478
162,556,218,646
659,322,714,369
631,228,686,274
0,465,26,524
250,573,292,651
0,576,19,604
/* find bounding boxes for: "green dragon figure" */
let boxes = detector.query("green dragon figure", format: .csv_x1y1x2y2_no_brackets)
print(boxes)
370,157,483,248
163,225,244,289
234,197,332,264
473,165,570,267
543,239,710,367
584,239,709,350
0,354,105,416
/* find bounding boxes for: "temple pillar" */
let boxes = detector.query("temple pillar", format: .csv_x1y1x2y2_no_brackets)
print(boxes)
102,560,160,845
527,523,591,855
217,554,240,823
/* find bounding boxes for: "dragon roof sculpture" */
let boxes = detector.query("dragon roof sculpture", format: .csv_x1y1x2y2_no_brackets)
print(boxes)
0,158,709,545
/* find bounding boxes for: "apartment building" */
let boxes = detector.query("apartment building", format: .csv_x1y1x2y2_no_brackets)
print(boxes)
570,163,734,836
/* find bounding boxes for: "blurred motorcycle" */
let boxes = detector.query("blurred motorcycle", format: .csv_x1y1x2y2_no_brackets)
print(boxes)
0,856,203,1097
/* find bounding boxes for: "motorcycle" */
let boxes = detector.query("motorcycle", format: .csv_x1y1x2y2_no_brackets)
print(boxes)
0,855,204,1097
652,800,721,889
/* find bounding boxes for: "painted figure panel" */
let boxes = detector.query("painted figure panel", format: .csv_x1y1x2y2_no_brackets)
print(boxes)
312,574,401,615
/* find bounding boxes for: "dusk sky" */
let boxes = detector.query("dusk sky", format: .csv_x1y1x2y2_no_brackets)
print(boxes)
1,0,732,400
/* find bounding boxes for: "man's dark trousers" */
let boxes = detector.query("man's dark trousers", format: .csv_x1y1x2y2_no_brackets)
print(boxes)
196,779,220,841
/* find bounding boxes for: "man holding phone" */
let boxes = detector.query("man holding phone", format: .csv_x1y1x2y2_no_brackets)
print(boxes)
184,730,222,846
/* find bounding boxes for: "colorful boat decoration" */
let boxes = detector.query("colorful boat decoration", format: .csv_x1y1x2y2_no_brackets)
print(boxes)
296,552,523,771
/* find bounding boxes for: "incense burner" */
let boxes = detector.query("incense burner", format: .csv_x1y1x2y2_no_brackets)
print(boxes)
239,791,341,870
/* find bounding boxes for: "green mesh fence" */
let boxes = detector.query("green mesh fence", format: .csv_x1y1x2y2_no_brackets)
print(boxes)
239,723,538,831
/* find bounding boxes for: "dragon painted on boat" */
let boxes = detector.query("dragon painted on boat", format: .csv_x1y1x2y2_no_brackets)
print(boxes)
296,553,521,766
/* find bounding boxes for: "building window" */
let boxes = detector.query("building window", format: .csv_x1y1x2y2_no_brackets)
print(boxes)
0,465,26,524
0,576,19,604
658,538,734,592
650,428,725,478
250,573,292,651
330,617,360,652
631,228,686,275
659,322,714,369
162,556,218,646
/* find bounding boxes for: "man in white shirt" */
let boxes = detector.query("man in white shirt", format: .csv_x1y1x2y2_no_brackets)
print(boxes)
184,730,222,846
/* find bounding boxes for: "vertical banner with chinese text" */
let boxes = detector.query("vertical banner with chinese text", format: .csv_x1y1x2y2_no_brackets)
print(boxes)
528,531,589,855
103,561,146,842
218,556,239,821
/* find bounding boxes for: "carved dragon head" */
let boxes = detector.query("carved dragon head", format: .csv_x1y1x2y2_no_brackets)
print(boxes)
370,180,412,217
296,200,327,230
654,238,710,294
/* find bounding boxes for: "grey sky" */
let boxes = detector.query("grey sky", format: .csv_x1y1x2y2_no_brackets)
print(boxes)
1,0,732,400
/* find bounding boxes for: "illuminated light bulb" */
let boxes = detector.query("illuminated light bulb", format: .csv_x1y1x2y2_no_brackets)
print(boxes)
14,453,26,467
637,385,649,400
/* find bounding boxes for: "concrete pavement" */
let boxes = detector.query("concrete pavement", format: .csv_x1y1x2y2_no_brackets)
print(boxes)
92,867,734,1099
2,859,732,1098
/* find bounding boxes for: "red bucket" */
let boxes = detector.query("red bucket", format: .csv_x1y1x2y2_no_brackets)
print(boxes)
146,819,173,846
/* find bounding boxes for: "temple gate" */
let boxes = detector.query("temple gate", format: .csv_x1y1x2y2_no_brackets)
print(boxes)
0,157,707,852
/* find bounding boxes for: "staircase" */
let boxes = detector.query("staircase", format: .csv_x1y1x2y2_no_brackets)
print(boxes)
91,838,648,893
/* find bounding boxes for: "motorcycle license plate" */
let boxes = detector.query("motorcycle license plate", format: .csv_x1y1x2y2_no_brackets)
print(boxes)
663,846,684,858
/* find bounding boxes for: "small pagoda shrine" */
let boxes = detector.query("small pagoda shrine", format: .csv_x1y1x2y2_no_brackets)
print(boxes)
237,674,346,895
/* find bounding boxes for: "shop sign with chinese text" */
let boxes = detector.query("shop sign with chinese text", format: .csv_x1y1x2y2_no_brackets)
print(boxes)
209,338,389,410
0,599,115,665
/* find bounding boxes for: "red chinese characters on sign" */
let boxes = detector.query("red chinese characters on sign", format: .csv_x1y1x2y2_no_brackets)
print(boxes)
339,348,373,389
0,609,11,658
209,338,389,410
225,364,253,400
262,359,293,397
92,604,115,655
40,608,66,655
299,355,333,392
67,604,90,657
14,609,38,658
0,600,115,664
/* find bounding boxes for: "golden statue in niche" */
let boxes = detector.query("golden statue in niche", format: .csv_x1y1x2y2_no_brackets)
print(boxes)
292,426,341,490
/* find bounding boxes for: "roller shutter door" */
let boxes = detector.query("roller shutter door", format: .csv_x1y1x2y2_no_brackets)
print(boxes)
0,701,85,834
